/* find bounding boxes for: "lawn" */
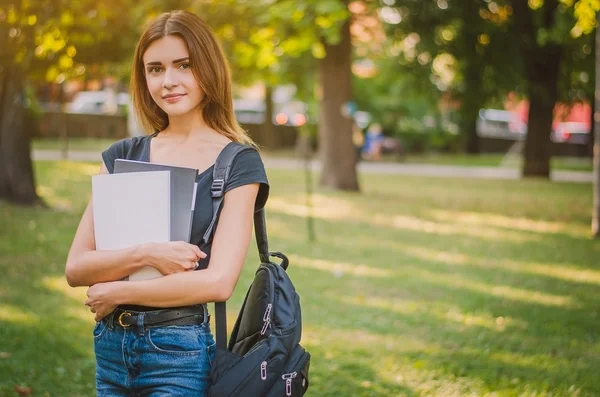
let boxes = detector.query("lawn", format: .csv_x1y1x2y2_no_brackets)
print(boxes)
0,161,598,396
32,138,120,153
399,153,593,172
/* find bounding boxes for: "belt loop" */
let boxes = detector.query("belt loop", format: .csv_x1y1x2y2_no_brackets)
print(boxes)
107,310,116,330
202,304,208,324
137,312,145,336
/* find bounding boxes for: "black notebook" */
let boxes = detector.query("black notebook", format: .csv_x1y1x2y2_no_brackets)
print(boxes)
114,159,199,243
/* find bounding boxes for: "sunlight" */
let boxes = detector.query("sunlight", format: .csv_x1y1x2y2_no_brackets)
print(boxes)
0,304,39,324
36,185,75,211
302,323,433,353
301,324,486,396
399,243,600,286
429,209,586,238
372,213,540,243
268,195,539,243
335,294,528,332
259,216,302,240
267,195,359,221
501,260,600,286
336,294,422,316
42,276,88,302
288,254,393,278
416,269,579,308
52,160,99,177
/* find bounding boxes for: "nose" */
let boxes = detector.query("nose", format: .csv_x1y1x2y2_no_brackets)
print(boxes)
162,67,179,89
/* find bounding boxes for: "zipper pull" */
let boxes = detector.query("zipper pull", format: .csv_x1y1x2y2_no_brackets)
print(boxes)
260,361,267,380
282,372,297,380
263,303,273,321
260,303,273,335
260,317,271,335
282,372,297,396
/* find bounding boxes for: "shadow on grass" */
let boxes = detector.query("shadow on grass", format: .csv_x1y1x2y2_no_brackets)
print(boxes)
0,202,97,396
265,210,600,395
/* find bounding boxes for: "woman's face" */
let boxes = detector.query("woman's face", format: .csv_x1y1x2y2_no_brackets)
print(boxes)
143,35,204,117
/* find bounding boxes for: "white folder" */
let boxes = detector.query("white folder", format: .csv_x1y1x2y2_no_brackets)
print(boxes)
92,170,171,281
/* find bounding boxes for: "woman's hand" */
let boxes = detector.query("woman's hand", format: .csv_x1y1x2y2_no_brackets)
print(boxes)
86,282,123,321
143,241,206,275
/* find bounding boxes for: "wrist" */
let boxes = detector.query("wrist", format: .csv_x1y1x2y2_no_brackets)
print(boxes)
134,243,153,268
110,281,128,306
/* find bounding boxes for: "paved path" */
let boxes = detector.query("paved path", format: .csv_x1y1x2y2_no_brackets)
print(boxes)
32,150,593,183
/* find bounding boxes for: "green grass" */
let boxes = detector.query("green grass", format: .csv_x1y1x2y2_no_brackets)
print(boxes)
1,161,599,396
400,153,593,172
32,138,120,152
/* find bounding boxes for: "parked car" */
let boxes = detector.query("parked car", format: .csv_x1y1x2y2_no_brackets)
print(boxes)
67,90,130,115
233,98,308,127
233,99,266,124
551,122,589,145
476,109,527,140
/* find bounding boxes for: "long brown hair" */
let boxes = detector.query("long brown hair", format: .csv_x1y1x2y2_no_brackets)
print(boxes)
130,10,256,146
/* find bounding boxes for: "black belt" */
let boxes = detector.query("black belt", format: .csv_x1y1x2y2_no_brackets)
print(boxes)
111,305,207,328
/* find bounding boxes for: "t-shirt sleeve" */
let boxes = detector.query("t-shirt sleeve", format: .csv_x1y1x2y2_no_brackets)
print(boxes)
101,138,131,174
224,149,269,211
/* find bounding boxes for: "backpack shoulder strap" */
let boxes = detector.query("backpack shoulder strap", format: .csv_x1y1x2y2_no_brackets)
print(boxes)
201,142,251,246
207,142,271,350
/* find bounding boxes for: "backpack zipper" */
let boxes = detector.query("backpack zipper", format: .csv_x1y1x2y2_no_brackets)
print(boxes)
260,360,267,380
260,303,273,335
282,372,297,396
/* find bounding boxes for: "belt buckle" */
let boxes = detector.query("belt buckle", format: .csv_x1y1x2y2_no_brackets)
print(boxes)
118,311,132,328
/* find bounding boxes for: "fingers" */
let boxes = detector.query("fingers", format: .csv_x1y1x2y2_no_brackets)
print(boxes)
190,244,206,259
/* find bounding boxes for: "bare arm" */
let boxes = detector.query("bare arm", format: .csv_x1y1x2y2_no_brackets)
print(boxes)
105,183,260,308
65,164,204,287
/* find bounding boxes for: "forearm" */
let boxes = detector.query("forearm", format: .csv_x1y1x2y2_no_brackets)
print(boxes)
113,268,232,308
66,245,147,287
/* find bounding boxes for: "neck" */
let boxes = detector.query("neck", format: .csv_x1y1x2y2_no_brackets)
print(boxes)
163,109,211,137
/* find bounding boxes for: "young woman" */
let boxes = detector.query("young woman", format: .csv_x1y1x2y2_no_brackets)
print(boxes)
65,10,269,396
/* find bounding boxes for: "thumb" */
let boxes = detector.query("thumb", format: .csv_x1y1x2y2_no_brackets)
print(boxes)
191,245,206,259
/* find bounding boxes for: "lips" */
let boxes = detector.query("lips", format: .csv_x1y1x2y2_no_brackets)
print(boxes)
162,94,185,99
163,93,186,103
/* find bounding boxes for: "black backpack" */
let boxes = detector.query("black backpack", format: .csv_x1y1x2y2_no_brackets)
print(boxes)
203,143,311,397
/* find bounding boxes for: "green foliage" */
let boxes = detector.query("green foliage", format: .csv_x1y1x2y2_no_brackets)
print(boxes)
1,0,138,84
571,0,600,36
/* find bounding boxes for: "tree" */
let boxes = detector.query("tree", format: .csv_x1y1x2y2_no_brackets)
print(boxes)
0,0,138,206
508,0,593,177
1,2,45,205
375,1,521,154
594,10,600,237
204,0,359,190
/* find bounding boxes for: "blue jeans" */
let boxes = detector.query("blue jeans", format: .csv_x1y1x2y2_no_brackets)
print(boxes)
93,309,215,396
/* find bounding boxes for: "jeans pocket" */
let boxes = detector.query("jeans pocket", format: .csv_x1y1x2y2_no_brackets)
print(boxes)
147,325,206,355
206,338,216,366
93,321,108,340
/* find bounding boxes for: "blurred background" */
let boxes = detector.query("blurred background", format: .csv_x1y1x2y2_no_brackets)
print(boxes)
1,1,600,396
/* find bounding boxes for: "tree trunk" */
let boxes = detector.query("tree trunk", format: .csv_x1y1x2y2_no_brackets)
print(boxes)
523,74,560,177
592,11,600,238
263,84,276,148
0,65,44,206
589,24,597,158
511,0,562,178
317,19,359,191
460,1,482,154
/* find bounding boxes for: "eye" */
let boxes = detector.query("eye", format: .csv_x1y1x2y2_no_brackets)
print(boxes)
179,63,190,70
147,66,163,74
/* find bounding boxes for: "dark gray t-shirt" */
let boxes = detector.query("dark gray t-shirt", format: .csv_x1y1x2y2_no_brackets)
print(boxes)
101,133,269,271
